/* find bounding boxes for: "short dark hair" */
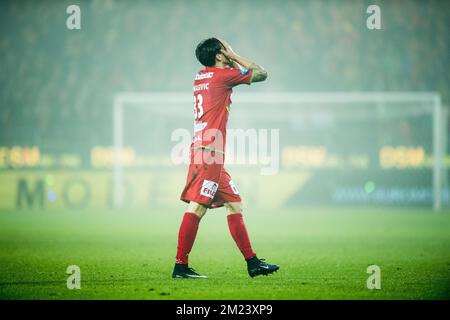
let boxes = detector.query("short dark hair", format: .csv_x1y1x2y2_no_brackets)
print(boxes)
195,38,223,67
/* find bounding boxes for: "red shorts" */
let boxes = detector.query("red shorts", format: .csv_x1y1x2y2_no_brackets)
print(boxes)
180,149,241,209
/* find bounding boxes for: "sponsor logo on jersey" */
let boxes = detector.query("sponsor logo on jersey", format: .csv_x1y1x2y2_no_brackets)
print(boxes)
200,179,218,199
195,72,214,80
239,69,250,75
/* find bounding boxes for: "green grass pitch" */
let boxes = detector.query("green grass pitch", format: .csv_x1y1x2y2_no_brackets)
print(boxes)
0,207,449,299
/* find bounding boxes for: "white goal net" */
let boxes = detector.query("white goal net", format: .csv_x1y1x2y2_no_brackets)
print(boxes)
112,92,448,211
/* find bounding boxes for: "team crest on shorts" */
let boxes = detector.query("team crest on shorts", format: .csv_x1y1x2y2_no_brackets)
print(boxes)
200,179,218,199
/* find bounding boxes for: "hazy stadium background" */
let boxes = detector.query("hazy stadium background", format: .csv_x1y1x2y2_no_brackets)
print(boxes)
0,0,449,299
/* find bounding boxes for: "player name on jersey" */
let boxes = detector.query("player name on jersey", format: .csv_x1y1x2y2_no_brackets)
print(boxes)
193,83,209,92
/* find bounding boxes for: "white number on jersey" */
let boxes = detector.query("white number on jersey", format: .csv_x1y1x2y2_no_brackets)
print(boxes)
193,94,204,120
229,180,239,194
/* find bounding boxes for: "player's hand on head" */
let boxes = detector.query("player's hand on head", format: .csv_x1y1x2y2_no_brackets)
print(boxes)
218,38,231,50
220,48,236,61
218,38,236,58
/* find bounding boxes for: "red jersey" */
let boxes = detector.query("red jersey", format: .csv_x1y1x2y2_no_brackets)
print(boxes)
191,66,253,154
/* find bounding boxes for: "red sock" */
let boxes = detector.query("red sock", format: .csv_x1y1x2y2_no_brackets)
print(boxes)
227,213,256,260
175,212,200,265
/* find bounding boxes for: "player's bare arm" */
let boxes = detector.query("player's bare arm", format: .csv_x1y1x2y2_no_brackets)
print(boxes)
220,41,268,82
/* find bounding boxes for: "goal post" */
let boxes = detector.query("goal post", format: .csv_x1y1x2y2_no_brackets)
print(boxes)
112,92,446,211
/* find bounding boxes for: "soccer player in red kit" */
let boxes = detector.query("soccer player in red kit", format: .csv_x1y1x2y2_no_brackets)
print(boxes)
173,38,279,278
